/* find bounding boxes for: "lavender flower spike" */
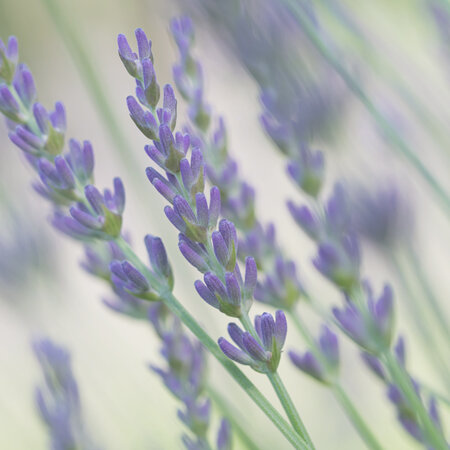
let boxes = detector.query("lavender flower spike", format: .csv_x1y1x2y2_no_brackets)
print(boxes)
33,338,97,450
289,325,340,384
219,310,287,373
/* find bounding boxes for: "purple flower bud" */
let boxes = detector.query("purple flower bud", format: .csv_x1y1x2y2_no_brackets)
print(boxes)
274,310,288,349
217,419,232,450
0,85,21,121
135,28,151,60
145,235,172,286
208,186,221,229
195,280,219,309
318,325,339,368
361,352,386,380
289,350,325,382
218,337,254,365
288,201,321,240
242,333,268,362
13,66,36,107
179,236,209,273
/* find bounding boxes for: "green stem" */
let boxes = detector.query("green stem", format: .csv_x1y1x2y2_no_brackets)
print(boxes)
206,386,260,450
381,351,448,449
239,313,314,449
40,0,142,178
289,311,383,450
282,0,450,218
115,238,308,450
331,385,383,450
404,245,450,346
267,372,314,450
392,251,450,393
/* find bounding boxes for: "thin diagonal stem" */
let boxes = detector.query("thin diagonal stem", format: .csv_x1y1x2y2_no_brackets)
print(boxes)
331,385,383,450
282,0,450,218
381,351,448,449
392,251,450,393
40,0,142,179
240,313,315,449
206,386,260,450
404,245,450,346
115,237,309,450
289,311,384,450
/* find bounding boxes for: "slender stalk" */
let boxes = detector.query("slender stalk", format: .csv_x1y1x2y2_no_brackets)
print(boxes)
391,251,450,393
381,351,448,449
115,237,308,450
318,0,450,161
289,311,383,450
206,386,261,450
267,371,314,450
281,0,450,218
239,314,314,449
331,385,383,450
40,0,142,178
404,245,450,345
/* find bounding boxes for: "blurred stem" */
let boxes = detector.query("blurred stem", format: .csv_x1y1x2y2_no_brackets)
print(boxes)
115,238,309,450
317,0,450,161
381,351,448,449
289,310,383,450
419,381,450,409
206,386,260,450
403,244,450,346
240,313,314,449
392,250,450,394
282,0,450,218
331,384,383,450
40,0,142,180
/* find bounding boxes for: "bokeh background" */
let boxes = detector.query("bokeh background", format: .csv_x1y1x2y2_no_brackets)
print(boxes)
0,0,449,448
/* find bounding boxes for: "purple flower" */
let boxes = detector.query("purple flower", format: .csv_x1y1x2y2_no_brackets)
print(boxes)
289,325,339,383
333,283,394,353
218,310,287,372
33,339,96,449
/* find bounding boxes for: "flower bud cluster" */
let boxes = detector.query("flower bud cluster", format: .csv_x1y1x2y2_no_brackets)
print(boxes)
33,339,96,450
289,325,339,384
150,315,231,448
362,338,443,446
119,29,259,318
170,16,305,313
218,310,287,373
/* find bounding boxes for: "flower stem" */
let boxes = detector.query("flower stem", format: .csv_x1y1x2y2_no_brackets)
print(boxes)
281,0,450,219
206,386,260,450
289,310,383,450
381,351,448,449
40,0,143,179
331,384,384,450
392,251,450,393
267,371,314,450
404,245,450,348
115,238,308,450
239,313,314,449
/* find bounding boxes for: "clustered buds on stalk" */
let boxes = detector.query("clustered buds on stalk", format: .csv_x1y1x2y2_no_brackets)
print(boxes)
170,16,306,315
218,311,287,373
362,338,443,446
289,325,339,384
33,339,95,449
333,283,394,353
150,314,232,449
119,29,260,319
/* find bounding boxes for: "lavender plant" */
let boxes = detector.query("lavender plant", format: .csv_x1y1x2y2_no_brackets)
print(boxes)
169,16,383,450
118,28,313,449
0,34,308,449
2,4,450,449
33,338,97,450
